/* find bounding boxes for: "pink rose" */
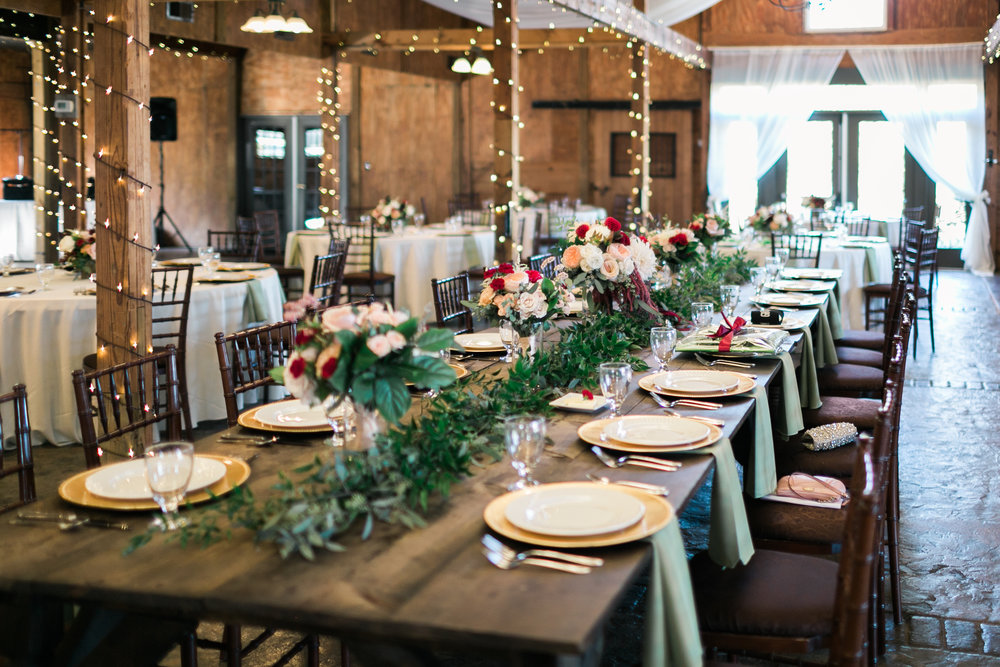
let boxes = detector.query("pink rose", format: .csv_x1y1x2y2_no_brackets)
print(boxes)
562,245,582,269
504,271,528,291
367,308,396,327
366,334,392,357
316,343,341,379
706,219,720,234
321,305,356,332
607,243,630,261
83,244,96,259
385,330,406,350
599,256,620,280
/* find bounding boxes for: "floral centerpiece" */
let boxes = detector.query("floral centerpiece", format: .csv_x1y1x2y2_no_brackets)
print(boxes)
648,227,700,271
688,212,730,249
272,300,457,449
370,197,416,231
559,217,659,319
57,229,96,277
801,195,828,210
465,260,575,339
747,205,792,235
516,187,543,208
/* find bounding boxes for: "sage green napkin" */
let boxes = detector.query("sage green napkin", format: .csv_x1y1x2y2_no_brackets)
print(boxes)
702,437,755,568
676,327,789,355
825,290,844,339
812,306,839,367
744,384,778,497
796,325,822,410
773,350,805,437
243,277,284,324
862,246,881,284
643,519,704,667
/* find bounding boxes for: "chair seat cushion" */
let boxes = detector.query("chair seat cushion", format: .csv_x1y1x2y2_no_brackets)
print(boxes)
690,549,837,638
837,329,884,350
746,496,848,545
802,396,880,431
833,346,882,368
817,363,883,395
862,282,892,296
774,434,859,480
342,271,395,284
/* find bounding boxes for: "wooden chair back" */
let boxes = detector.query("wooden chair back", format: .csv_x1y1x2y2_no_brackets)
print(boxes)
310,252,348,307
770,233,824,267
431,272,473,334
845,216,871,237
611,194,631,222
913,228,939,293
902,205,924,222
253,210,283,261
0,384,36,512
897,219,924,266
528,253,558,279
214,321,296,426
448,193,477,217
332,221,375,276
236,216,255,234
72,346,184,469
151,265,195,436
207,230,260,262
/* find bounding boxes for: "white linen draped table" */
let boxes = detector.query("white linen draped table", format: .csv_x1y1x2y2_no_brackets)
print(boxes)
0,267,284,445
0,200,36,261
720,237,893,330
285,227,495,316
512,205,607,256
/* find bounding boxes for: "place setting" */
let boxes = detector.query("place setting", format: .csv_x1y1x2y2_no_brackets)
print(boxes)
237,398,341,435
766,278,837,293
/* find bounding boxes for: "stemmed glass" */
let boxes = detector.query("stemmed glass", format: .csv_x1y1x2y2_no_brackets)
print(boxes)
649,326,676,373
598,362,632,418
749,267,768,296
775,248,791,271
1,254,14,277
764,256,782,283
691,301,714,328
144,441,195,530
499,320,519,363
197,246,214,266
206,252,221,274
35,263,54,290
504,415,546,490
719,284,740,319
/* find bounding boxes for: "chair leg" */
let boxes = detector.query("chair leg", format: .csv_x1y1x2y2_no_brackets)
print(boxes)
865,293,871,330
341,641,351,667
911,306,919,358
179,630,198,667
306,634,320,667
927,294,935,353
224,624,242,667
888,455,903,625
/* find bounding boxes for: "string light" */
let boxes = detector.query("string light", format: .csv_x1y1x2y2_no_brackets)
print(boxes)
985,13,1000,63
316,65,342,217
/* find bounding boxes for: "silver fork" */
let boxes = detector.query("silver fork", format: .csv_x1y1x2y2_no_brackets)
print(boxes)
693,353,754,369
482,547,592,574
586,473,669,497
656,407,725,426
591,445,681,471
481,534,604,567
648,393,721,410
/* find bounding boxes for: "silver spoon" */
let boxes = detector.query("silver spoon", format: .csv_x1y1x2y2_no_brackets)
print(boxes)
482,547,591,574
481,534,604,567
586,473,669,496
591,445,680,471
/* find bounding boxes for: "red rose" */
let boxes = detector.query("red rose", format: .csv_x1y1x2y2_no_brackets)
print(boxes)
294,329,315,346
690,221,702,231
581,389,594,400
526,270,542,283
620,234,631,246
576,224,590,238
605,217,622,232
640,235,648,243
318,356,338,379
669,233,688,247
76,238,84,247
288,356,306,379
484,268,496,279
497,263,514,274
490,277,506,291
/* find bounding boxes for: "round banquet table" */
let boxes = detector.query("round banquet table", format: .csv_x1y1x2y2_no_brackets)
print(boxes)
285,226,495,316
719,236,893,331
512,205,607,256
0,267,285,445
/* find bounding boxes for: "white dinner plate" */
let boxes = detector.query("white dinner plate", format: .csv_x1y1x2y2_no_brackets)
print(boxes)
755,293,825,307
253,400,333,428
651,370,739,394
769,279,836,293
84,456,227,501
602,415,710,448
781,268,841,280
503,484,646,537
453,333,505,351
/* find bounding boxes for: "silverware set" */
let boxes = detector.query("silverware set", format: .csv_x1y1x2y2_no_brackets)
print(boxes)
647,393,721,411
585,473,669,496
12,511,129,531
217,434,313,447
693,353,755,369
481,534,602,574
591,445,681,472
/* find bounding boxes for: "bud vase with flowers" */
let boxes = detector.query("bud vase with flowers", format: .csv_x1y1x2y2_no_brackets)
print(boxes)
57,229,96,279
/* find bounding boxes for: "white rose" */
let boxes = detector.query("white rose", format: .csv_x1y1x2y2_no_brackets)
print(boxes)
532,295,550,319
578,244,603,272
58,235,76,253
284,353,317,404
517,291,542,318
322,306,356,332
586,224,612,243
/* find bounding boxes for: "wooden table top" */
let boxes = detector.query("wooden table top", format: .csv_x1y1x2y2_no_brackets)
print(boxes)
0,335,796,658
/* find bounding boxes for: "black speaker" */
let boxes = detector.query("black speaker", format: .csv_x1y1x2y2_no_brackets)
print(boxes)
150,97,177,142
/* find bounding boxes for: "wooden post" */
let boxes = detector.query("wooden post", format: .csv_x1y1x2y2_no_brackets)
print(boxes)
57,0,84,230
319,60,342,219
629,40,650,227
31,42,60,263
492,0,518,262
93,0,152,369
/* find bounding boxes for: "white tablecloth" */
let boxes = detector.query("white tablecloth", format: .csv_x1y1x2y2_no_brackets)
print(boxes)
285,227,495,316
512,205,607,256
0,267,284,445
721,238,893,331
0,200,36,261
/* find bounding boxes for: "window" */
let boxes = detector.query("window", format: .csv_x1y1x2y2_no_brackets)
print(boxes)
610,132,676,178
255,129,286,159
804,0,887,33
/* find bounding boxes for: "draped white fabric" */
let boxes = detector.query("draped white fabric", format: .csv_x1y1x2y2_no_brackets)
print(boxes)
707,48,845,221
420,0,594,28
850,44,992,275
646,0,724,26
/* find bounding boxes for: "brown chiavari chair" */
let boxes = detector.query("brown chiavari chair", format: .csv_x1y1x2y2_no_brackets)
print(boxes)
837,259,906,368
310,252,348,308
910,227,938,356
430,272,473,334
252,209,306,300
447,193,477,217
865,220,923,329
214,320,296,427
902,205,924,222
0,384,36,512
527,253,558,279
207,230,260,262
333,220,395,306
846,215,871,237
771,232,824,267
72,346,183,469
235,215,255,234
328,235,350,257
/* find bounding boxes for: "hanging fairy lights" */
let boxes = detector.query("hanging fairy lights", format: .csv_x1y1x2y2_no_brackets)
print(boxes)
985,12,1000,63
316,64,342,218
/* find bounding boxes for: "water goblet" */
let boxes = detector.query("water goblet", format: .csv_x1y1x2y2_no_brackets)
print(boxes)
598,362,632,418
499,320,519,363
691,301,714,329
775,247,791,270
1,254,14,277
764,256,782,282
206,252,221,274
719,284,740,319
749,267,768,296
504,415,546,490
35,263,54,291
144,441,195,530
650,326,676,373
197,246,214,267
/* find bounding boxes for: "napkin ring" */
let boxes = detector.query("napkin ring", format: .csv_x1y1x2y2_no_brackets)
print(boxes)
801,422,857,451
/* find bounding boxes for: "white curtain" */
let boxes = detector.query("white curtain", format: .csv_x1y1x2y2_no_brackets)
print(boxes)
851,44,992,275
646,0,724,26
707,48,845,220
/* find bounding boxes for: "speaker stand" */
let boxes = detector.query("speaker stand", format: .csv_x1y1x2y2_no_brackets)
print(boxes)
152,141,193,252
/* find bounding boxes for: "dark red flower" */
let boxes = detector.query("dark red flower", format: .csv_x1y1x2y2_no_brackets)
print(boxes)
75,238,84,247
690,221,702,231
581,389,594,400
295,329,315,346
526,270,542,283
605,217,622,232
490,277,507,291
497,263,514,274
576,224,590,238
669,233,688,247
484,268,496,279
639,235,648,243
288,356,306,378
318,356,338,379
620,234,631,246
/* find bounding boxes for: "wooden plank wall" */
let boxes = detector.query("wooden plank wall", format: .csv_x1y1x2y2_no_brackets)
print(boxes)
0,45,31,182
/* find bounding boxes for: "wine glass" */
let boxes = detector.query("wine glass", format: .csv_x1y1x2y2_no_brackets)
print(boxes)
1,254,14,277
35,263,54,291
207,252,221,274
650,326,676,373
749,267,768,296
499,320,519,363
598,362,632,418
719,284,740,319
504,415,546,490
691,301,714,328
197,246,214,266
144,441,195,530
764,256,782,282
775,248,791,271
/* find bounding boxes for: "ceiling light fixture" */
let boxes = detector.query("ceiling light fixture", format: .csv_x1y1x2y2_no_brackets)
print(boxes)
451,47,492,76
240,1,313,34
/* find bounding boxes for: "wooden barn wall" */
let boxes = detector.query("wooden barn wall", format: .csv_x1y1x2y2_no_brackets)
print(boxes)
0,46,31,186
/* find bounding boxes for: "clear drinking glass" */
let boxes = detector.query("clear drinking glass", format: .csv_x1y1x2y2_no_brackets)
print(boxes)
719,284,741,319
598,362,632,418
764,256,782,281
750,267,768,295
499,320,519,363
144,441,195,530
197,246,214,266
206,252,221,274
649,326,676,373
504,415,546,490
1,254,14,277
35,263,54,290
775,247,791,270
691,301,714,328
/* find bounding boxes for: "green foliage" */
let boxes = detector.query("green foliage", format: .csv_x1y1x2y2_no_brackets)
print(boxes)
650,250,757,321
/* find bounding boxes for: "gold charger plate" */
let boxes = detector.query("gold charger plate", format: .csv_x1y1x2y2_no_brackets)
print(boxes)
577,417,722,454
197,272,255,283
218,262,271,271
639,371,755,399
158,258,202,266
484,481,674,548
237,399,334,434
58,454,251,511
405,363,469,386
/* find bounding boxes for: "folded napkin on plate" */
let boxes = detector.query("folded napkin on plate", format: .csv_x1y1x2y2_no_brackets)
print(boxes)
677,326,789,355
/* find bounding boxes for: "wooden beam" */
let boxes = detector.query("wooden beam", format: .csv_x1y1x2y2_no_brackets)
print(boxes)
57,0,84,231
0,0,60,16
704,26,984,47
31,42,59,263
492,0,517,263
93,0,152,369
